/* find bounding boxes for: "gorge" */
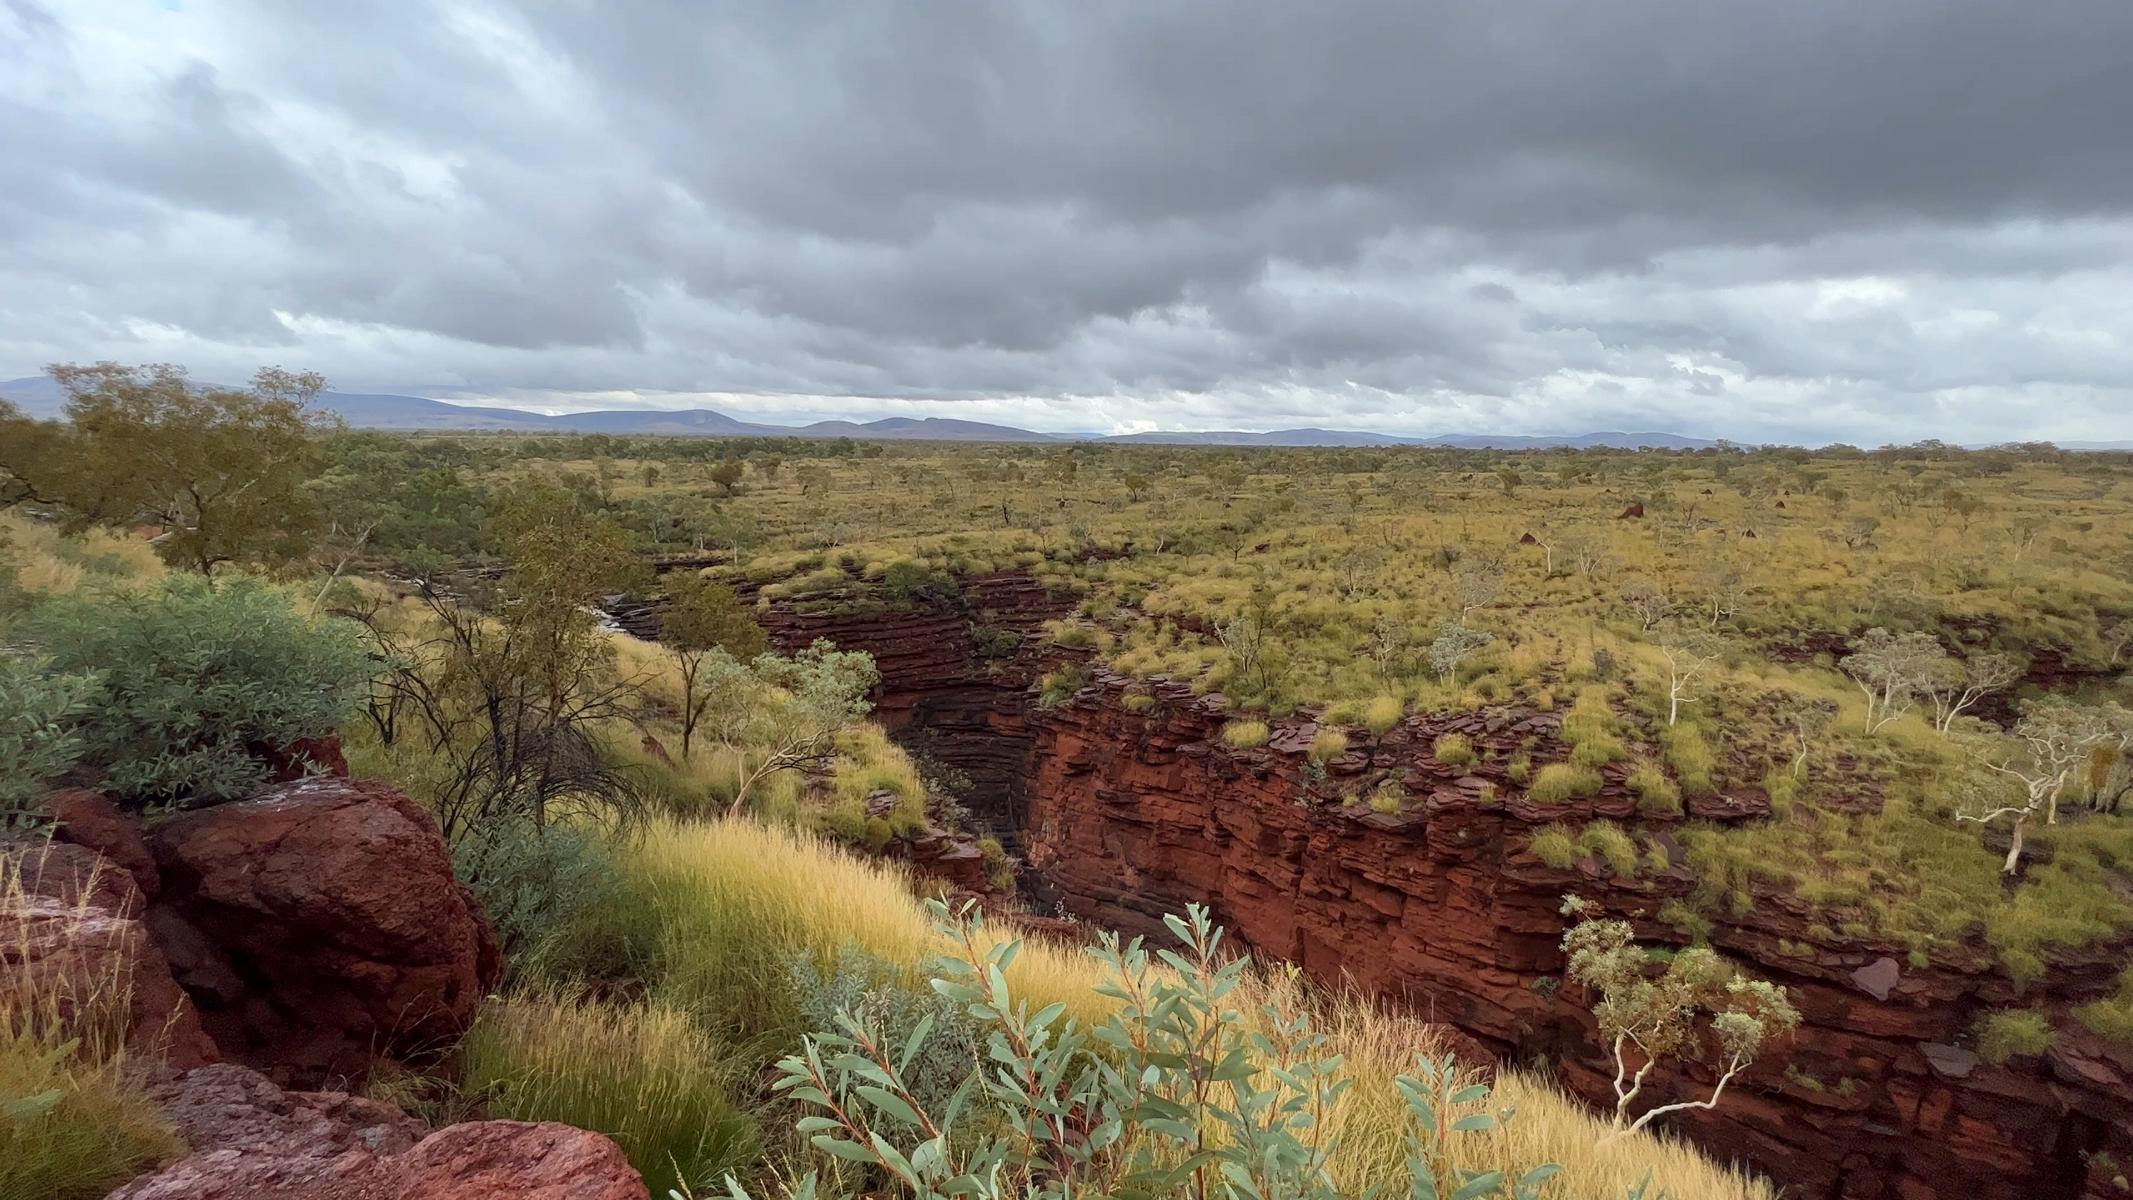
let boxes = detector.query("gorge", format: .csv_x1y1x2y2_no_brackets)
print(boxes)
719,569,2133,1200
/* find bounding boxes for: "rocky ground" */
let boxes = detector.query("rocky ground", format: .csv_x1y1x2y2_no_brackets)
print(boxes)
3,765,651,1200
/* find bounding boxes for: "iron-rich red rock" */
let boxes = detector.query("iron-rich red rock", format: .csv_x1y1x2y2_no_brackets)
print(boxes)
46,787,161,897
145,777,502,1087
755,573,2133,1200
1,841,218,1068
109,1064,647,1200
395,1120,650,1200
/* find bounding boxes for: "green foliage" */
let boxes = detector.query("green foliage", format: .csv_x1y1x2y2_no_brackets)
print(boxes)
1,363,331,574
1221,719,1271,750
1035,662,1091,709
0,1022,179,1200
2075,969,2133,1044
1529,762,1603,805
463,992,760,1197
1530,825,1579,869
1433,732,1477,767
1973,1008,2056,1064
1660,724,1718,798
740,901,1562,1200
1308,728,1350,764
1363,694,1404,735
23,577,368,806
452,818,625,973
694,641,880,814
1628,762,1682,815
0,660,97,831
1577,822,1642,878
785,944,974,1111
1559,895,1801,1136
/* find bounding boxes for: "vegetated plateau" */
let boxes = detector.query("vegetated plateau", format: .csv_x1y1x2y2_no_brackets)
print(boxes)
2,365,2129,1200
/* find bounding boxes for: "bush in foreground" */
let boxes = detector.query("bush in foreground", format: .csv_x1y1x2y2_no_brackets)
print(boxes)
22,576,369,806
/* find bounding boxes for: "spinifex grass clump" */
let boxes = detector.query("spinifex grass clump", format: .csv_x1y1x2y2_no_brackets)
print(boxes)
462,991,760,1197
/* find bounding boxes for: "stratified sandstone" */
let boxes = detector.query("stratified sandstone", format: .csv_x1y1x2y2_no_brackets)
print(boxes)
758,573,2133,1200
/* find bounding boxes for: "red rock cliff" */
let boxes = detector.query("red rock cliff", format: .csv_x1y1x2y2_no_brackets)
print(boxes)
757,574,2133,1200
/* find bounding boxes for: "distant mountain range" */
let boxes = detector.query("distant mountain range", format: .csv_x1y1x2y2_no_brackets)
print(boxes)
0,375,1715,448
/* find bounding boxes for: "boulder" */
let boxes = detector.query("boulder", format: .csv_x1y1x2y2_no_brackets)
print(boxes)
1,842,217,1068
46,787,161,897
395,1120,649,1200
146,777,502,1087
109,1064,647,1200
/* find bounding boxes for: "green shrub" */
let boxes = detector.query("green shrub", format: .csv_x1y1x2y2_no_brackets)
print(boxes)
1577,821,1641,878
1529,762,1603,804
1363,694,1403,735
1570,734,1628,769
1506,752,1532,784
1367,782,1403,813
786,944,974,1110
1221,720,1270,750
1035,662,1091,709
0,660,98,832
1121,692,1157,713
452,818,625,977
23,578,369,806
1308,728,1350,764
1628,761,1682,815
739,901,1563,1200
1433,732,1477,767
1662,723,1719,798
1974,1008,2056,1064
463,992,759,1197
2074,969,2133,1044
1530,825,1579,868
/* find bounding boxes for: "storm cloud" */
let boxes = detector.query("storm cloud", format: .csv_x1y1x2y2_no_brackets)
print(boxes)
5,0,2133,442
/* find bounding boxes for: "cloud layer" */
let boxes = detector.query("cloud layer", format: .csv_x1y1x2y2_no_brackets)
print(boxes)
5,1,2133,442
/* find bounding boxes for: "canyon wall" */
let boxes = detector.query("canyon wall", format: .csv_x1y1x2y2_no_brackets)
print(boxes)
754,574,2132,1200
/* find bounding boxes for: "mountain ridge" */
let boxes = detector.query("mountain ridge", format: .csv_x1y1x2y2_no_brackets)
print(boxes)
2,375,1717,448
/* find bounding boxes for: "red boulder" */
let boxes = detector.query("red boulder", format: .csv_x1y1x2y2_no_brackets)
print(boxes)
146,778,502,1087
1,841,218,1068
110,1064,647,1200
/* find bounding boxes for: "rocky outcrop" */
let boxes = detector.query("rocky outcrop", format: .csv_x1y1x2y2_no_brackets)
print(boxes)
109,1063,647,1200
145,777,503,1087
749,571,1077,841
2,840,218,1069
1017,672,2133,1200
735,567,2131,1200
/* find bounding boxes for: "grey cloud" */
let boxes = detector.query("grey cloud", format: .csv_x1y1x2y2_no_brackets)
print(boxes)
3,1,2133,442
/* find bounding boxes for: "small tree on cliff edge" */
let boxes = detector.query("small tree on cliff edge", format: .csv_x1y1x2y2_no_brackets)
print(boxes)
1559,895,1800,1142
659,572,768,760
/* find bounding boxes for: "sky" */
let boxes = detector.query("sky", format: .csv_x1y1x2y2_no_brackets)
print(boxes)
4,2,2133,443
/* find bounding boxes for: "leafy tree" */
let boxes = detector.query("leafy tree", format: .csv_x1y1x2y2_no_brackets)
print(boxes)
1428,620,1492,681
1920,651,2023,734
697,640,878,815
1840,627,1946,733
2,363,334,574
659,573,769,760
346,492,650,838
710,460,746,495
22,577,370,806
1559,895,1799,1141
1958,698,2115,872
